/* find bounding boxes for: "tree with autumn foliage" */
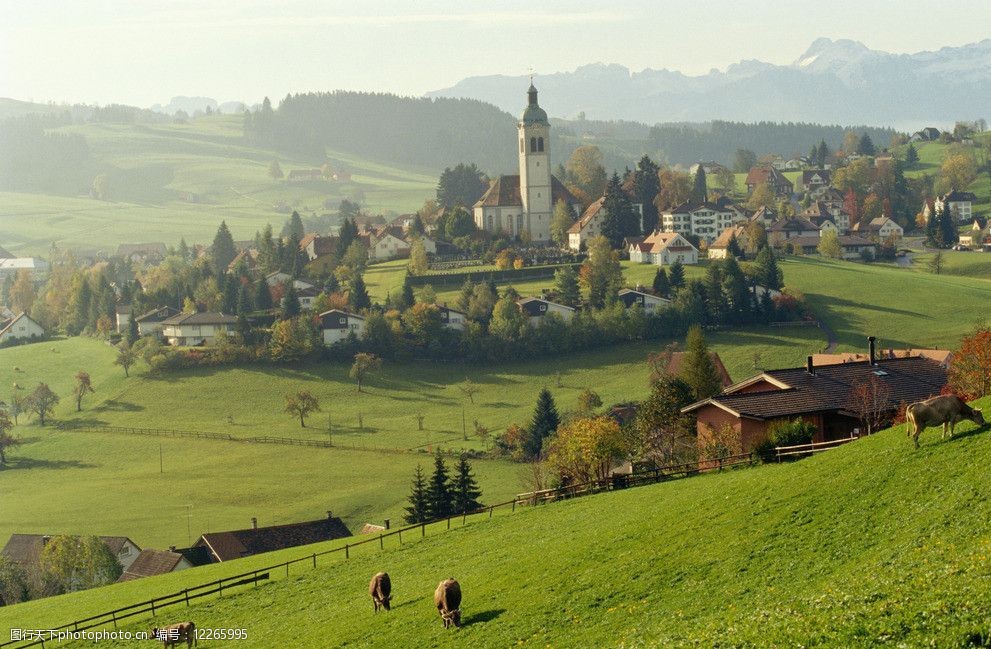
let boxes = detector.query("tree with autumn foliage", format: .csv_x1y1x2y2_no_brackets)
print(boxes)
948,327,991,400
843,188,860,228
545,415,627,483
850,374,892,435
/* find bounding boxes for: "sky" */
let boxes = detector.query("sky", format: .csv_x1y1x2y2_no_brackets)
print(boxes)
3,0,991,107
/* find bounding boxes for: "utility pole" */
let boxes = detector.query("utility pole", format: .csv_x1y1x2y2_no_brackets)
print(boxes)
462,406,467,439
159,444,163,474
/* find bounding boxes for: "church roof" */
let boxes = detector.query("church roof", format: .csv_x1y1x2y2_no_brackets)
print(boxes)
473,175,577,209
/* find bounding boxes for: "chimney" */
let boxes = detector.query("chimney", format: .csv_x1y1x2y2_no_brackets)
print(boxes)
251,517,258,530
42,535,51,546
868,336,877,366
806,355,815,375
384,519,391,530
327,510,334,520
169,545,176,552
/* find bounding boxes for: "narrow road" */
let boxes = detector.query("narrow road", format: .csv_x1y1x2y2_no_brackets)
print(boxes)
818,319,838,353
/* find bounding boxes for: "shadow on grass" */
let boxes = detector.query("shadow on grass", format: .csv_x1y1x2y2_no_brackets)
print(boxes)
96,399,145,412
3,457,97,470
390,596,428,610
464,609,506,626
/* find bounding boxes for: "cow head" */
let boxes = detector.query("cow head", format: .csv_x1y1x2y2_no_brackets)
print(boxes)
382,594,391,611
450,608,462,628
971,408,985,427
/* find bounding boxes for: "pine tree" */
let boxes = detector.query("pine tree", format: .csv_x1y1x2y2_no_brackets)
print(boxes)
237,282,254,315
211,221,237,277
349,274,371,310
451,455,482,515
281,282,301,319
254,280,273,311
668,259,685,290
401,273,415,309
857,133,876,156
126,316,139,345
652,267,670,297
287,210,305,240
426,451,453,519
905,143,919,166
752,246,782,290
680,325,723,401
554,265,580,307
633,155,661,232
456,278,474,313
524,388,559,459
600,172,636,249
925,203,939,247
937,203,958,249
403,465,429,524
726,234,743,259
703,263,725,325
692,164,708,203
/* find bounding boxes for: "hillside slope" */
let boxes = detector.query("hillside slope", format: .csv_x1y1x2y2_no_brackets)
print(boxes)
9,405,990,647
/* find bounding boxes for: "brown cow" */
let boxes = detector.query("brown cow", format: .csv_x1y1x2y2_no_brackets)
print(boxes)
434,578,462,628
906,395,984,448
150,622,196,648
369,571,392,612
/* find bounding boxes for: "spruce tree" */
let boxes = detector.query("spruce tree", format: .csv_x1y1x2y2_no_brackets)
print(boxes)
221,275,238,313
726,234,743,259
633,155,661,233
456,278,474,312
652,267,670,297
126,316,139,345
692,164,708,203
336,217,358,257
554,265,581,307
254,280,273,311
177,237,190,262
753,246,782,290
211,221,237,277
524,388,560,459
905,143,919,166
401,273,415,309
237,282,254,315
451,455,482,515
287,210,305,240
668,259,685,290
349,274,371,310
281,282,301,319
938,203,958,248
600,172,636,249
426,451,453,519
857,133,876,156
403,465,429,524
680,325,723,401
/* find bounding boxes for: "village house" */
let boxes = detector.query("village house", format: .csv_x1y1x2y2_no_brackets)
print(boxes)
133,306,181,337
749,206,777,227
117,548,195,582
1,534,141,575
437,305,467,330
517,297,575,327
801,170,831,196
365,227,410,261
745,166,794,197
297,285,322,311
617,288,670,313
319,309,365,345
802,201,851,232
0,312,45,346
193,512,352,562
160,312,238,346
628,231,699,265
116,243,167,265
812,348,952,369
287,169,324,183
958,218,990,248
299,233,338,262
853,216,904,241
473,84,581,242
934,190,977,223
706,226,747,260
0,257,49,282
660,199,747,243
227,249,258,273
114,305,132,334
567,197,605,251
787,234,877,260
767,217,821,241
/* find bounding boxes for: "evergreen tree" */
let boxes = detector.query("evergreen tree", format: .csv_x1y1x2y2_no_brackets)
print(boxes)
254,280,273,311
403,465,429,524
857,133,876,156
426,451,453,519
281,282,301,319
177,238,190,262
703,263,725,325
905,143,919,166
221,275,238,314
692,164,708,203
349,274,371,310
726,233,743,259
126,316,139,345
401,273,415,309
456,278,474,313
451,455,483,515
436,163,487,209
721,256,752,324
817,140,830,167
599,172,637,249
211,221,238,277
937,202,958,249
73,280,93,334
752,246,783,290
680,325,723,401
524,388,559,459
236,282,254,315
652,267,670,297
286,210,305,240
336,218,359,257
554,265,581,307
668,259,685,290
633,155,661,233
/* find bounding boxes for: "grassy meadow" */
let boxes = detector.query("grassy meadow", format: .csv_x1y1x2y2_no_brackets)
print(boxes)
0,115,436,256
4,400,990,647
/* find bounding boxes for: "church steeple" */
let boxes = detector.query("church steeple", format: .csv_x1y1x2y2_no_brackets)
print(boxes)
522,81,548,125
518,80,552,241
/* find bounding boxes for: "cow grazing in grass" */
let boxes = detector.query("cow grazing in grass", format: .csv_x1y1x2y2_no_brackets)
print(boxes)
151,621,196,648
434,578,462,628
906,395,984,448
369,571,392,612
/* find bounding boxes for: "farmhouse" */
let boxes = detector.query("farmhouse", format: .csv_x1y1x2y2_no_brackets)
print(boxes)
617,288,670,313
160,312,237,346
133,306,181,337
800,170,831,195
517,297,575,326
319,309,365,344
682,346,947,451
628,231,699,266
660,199,746,243
473,83,581,242
934,190,977,223
116,243,167,264
787,234,877,259
437,305,467,330
801,201,850,232
117,548,194,582
767,217,821,240
0,257,49,282
745,166,793,197
299,233,338,262
853,216,904,240
567,197,606,251
1,534,141,574
0,313,45,345
287,169,324,183
193,513,352,562
707,226,746,260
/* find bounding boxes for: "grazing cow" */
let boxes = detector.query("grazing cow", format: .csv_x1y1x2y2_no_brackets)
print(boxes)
150,622,196,649
369,571,392,612
906,395,984,448
434,578,462,628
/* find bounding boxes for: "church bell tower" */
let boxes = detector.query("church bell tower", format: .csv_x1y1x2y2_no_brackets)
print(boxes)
518,82,552,241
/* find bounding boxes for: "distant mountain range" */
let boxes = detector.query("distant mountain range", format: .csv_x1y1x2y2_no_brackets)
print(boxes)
428,38,991,130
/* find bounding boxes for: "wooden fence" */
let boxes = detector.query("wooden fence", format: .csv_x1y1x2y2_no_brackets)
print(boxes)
774,436,858,461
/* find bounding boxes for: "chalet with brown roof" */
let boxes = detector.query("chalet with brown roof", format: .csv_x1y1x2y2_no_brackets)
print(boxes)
801,201,850,232
194,513,352,562
767,217,821,240
134,306,181,337
567,197,606,251
708,226,746,260
2,534,141,573
852,216,903,240
786,234,877,260
117,548,194,582
745,166,794,197
682,342,948,452
800,169,831,195
160,312,237,346
517,297,575,326
628,231,699,266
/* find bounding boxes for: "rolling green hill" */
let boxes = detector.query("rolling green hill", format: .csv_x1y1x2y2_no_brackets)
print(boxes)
0,115,435,256
4,401,989,647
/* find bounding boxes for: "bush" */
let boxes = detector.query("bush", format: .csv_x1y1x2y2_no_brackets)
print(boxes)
756,418,816,463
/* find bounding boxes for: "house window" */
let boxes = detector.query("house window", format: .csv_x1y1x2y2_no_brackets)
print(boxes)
537,137,544,152
530,137,537,152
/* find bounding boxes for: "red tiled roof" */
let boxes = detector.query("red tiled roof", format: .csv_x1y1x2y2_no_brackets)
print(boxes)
568,197,605,234
196,516,351,562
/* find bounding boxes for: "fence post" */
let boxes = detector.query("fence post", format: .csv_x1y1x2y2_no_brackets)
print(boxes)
512,500,516,512
345,544,350,559
421,523,425,538
447,517,451,530
185,589,190,606
112,611,118,628
489,506,493,519
380,534,384,550
398,530,402,544
312,553,317,569
151,600,156,616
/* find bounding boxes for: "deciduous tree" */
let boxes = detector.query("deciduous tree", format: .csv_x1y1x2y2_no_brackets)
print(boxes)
349,353,382,392
550,199,574,247
546,416,626,483
817,230,842,259
72,371,93,412
284,390,320,427
948,326,991,399
26,383,58,426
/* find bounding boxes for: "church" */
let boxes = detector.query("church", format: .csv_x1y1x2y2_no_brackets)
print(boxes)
472,83,581,243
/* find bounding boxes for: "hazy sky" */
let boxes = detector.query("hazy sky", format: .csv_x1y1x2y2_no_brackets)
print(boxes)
4,0,990,107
